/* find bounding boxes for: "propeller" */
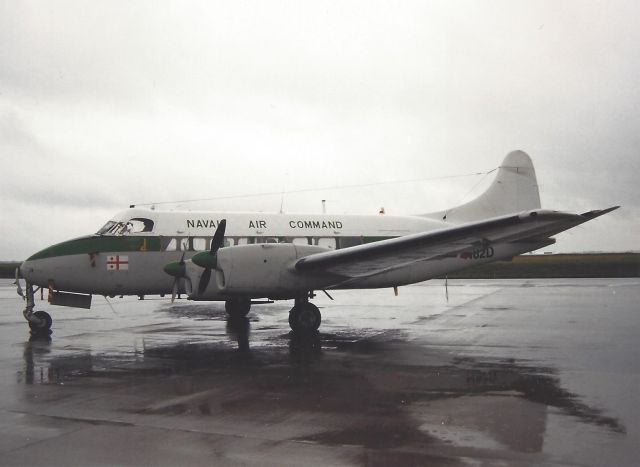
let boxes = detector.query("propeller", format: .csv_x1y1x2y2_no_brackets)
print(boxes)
163,252,191,303
192,219,226,295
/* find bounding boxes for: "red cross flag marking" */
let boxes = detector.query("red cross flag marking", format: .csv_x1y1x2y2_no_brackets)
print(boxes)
107,255,129,271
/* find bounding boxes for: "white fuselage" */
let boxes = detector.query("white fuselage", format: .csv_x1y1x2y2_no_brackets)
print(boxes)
20,207,547,300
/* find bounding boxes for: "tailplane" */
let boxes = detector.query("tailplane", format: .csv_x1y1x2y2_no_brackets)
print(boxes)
424,150,541,223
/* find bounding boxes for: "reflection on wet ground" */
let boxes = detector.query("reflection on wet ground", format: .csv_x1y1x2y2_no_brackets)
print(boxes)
1,279,639,466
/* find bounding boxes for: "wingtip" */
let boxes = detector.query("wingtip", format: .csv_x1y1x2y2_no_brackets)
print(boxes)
580,206,620,219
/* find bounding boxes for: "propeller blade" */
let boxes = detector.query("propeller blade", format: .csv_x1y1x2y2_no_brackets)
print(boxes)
184,277,193,296
198,267,211,295
192,219,226,296
210,219,227,254
171,278,179,303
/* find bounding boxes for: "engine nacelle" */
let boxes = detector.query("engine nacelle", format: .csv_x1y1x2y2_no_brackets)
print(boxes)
191,243,332,299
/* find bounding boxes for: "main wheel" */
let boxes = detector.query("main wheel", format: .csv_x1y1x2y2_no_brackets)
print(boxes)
289,302,321,333
29,310,52,335
225,298,251,318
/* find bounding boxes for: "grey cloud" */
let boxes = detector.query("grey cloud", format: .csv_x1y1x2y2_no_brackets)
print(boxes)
0,109,49,160
3,185,122,210
1,1,639,257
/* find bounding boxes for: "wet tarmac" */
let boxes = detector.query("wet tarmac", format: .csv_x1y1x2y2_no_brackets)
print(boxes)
0,278,638,466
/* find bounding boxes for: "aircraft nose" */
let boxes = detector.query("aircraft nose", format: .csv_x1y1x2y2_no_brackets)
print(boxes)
20,236,94,290
19,257,50,288
19,261,28,280
19,259,37,283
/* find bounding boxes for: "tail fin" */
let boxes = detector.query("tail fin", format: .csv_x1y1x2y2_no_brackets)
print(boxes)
424,150,541,223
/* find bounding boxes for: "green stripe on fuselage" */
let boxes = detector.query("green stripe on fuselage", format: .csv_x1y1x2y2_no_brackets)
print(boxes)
28,234,397,261
27,235,161,260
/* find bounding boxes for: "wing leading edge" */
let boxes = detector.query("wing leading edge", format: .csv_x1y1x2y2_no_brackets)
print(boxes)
295,207,619,280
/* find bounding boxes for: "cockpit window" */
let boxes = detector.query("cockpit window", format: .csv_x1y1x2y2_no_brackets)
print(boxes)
97,218,154,236
127,218,154,233
97,221,117,235
96,221,126,235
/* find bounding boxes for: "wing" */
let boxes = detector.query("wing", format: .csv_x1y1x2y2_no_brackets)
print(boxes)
295,207,619,280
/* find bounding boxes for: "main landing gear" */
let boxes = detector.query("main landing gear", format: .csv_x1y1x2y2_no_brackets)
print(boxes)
227,294,322,333
288,296,321,333
225,298,251,318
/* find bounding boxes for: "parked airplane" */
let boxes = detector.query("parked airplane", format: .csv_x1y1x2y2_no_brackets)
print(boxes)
16,151,617,335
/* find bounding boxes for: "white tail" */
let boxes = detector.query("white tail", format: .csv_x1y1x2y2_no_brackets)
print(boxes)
424,150,541,223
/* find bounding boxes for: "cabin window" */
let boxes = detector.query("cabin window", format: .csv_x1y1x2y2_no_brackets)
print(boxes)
178,238,189,251
237,238,248,245
224,237,235,247
162,238,177,251
193,237,207,251
292,237,309,245
317,238,337,250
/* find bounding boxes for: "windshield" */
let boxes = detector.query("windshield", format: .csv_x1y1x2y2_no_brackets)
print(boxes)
97,221,118,235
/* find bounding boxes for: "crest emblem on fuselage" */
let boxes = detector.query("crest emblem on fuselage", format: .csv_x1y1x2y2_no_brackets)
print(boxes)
107,255,129,271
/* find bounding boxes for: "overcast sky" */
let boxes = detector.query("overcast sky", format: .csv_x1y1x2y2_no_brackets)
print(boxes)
1,0,638,260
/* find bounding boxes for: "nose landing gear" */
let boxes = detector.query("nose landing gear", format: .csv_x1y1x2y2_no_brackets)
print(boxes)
21,282,53,337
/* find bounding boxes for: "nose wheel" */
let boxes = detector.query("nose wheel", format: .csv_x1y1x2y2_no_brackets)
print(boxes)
289,300,321,333
28,310,52,336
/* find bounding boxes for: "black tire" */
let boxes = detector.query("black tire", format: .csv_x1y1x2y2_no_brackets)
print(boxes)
225,298,251,318
289,302,321,333
29,310,52,334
